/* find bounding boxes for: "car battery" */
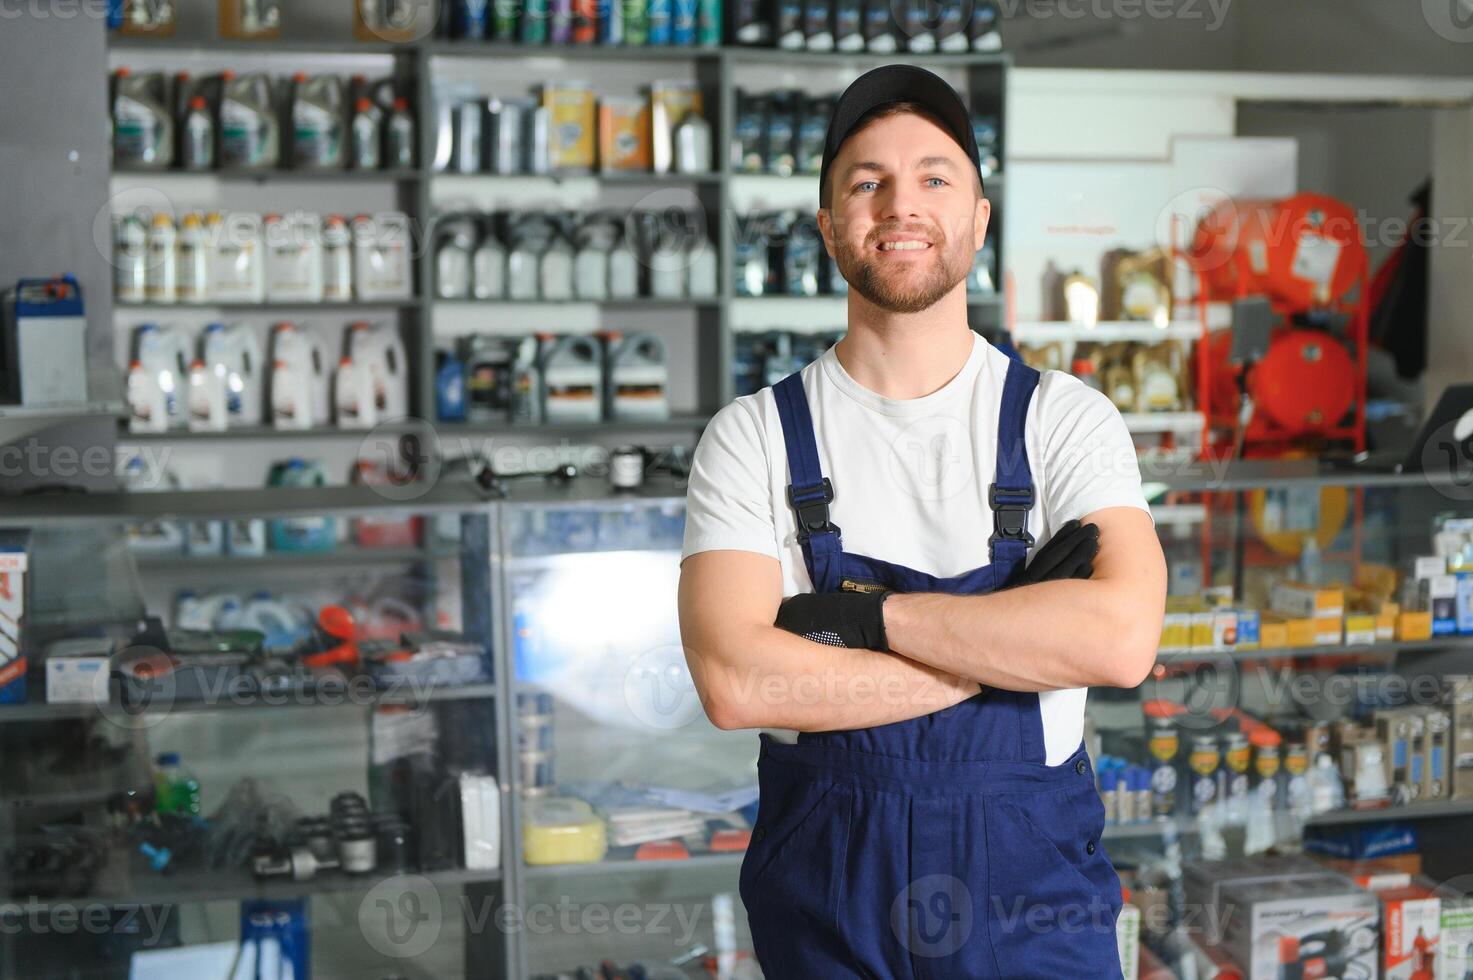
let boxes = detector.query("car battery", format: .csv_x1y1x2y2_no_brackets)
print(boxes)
1,275,87,406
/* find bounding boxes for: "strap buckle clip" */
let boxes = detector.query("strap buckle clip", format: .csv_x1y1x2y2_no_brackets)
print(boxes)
787,478,840,543
988,483,1035,548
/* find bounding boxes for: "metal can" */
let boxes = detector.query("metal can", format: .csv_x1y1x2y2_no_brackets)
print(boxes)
1144,701,1180,818
1221,732,1250,813
1188,734,1220,814
1250,729,1282,805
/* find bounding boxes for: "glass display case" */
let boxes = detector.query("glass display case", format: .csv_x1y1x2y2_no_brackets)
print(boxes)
0,483,510,980
497,493,757,978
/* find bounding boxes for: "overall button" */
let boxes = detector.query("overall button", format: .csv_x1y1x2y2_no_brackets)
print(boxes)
1085,840,1096,855
1075,759,1088,775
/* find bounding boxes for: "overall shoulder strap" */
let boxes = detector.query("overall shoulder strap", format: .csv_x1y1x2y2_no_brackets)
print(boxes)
988,358,1040,568
772,371,843,592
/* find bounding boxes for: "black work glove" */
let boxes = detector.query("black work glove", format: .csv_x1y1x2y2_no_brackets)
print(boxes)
1011,518,1100,587
774,590,890,651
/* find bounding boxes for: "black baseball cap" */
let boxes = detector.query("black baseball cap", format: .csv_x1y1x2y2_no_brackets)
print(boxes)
819,64,982,204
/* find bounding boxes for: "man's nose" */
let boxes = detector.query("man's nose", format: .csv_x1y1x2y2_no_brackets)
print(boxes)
879,178,923,221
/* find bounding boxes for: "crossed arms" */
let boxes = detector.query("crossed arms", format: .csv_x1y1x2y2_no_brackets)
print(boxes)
676,506,1166,733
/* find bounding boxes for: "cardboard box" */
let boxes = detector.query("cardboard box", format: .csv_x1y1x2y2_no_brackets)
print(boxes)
1424,709,1450,801
1318,854,1424,879
1339,722,1393,808
542,84,597,172
1447,675,1473,800
1378,602,1399,641
1160,610,1190,654
1429,575,1459,636
1458,572,1473,634
597,96,651,171
1442,897,1473,980
1374,881,1439,980
1190,611,1216,651
1192,860,1380,980
0,539,28,705
1288,616,1318,648
44,639,111,705
1345,613,1378,646
1260,615,1290,650
1378,709,1419,804
1213,609,1239,650
1271,581,1345,619
1398,610,1433,642
1236,609,1261,649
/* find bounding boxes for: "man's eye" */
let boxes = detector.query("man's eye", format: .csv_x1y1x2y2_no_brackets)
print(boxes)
926,177,948,187
855,181,878,193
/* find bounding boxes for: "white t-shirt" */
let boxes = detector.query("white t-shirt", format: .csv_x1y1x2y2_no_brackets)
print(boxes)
679,332,1152,765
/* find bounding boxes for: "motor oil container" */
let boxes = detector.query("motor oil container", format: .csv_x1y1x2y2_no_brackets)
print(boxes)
604,332,670,422
186,358,228,432
208,211,264,302
290,73,345,169
115,213,149,303
219,72,280,169
572,217,615,300
264,212,324,301
462,334,513,423
145,214,177,303
134,323,192,429
351,98,381,170
180,95,215,170
201,322,263,426
436,217,478,299
347,321,408,419
540,334,602,424
472,225,506,300
333,355,376,429
177,212,210,302
321,215,353,301
539,228,574,301
270,322,330,428
385,97,415,168
240,592,308,653
435,347,467,422
127,359,169,433
267,459,337,552
112,69,174,169
511,335,544,424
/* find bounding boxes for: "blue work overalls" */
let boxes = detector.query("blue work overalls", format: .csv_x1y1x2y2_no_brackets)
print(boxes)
738,359,1124,980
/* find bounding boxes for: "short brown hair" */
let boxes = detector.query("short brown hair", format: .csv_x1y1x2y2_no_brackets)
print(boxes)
819,100,984,209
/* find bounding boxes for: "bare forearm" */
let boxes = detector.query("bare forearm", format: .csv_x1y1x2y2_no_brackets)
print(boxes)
883,579,1160,691
685,622,977,732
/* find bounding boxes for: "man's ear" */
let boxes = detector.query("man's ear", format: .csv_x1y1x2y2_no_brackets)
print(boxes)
817,206,835,258
972,195,991,252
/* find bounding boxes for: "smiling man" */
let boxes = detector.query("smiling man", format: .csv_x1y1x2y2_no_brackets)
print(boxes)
677,65,1166,978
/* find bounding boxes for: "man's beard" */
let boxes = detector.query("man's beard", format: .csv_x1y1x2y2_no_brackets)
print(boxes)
832,230,969,314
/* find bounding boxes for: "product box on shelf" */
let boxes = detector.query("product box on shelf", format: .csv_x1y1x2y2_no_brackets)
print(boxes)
1271,581,1345,620
0,534,29,704
1377,708,1423,804
44,638,112,704
1184,857,1380,980
1345,612,1378,646
1236,609,1261,649
1443,897,1473,980
1429,575,1459,636
1423,709,1450,801
1398,610,1434,642
1370,880,1439,980
1448,675,1473,800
